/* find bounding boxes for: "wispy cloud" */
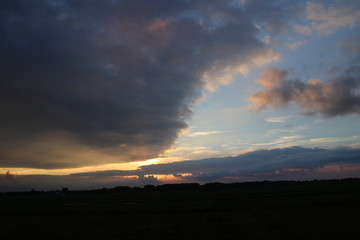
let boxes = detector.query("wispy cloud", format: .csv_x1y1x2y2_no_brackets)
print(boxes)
251,135,304,146
285,38,306,50
309,136,360,143
265,115,294,123
266,124,308,135
188,131,229,137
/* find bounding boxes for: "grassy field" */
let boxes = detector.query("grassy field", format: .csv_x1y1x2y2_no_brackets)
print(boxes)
1,179,360,239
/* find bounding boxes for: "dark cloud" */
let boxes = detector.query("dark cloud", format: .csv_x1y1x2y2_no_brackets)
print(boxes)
2,147,360,191
74,146,360,179
250,67,360,116
0,0,278,169
138,146,360,181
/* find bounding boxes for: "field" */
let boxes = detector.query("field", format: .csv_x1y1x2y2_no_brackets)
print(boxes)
1,179,360,239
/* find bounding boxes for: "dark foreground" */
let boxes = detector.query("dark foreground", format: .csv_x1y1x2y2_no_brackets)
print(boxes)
1,179,360,239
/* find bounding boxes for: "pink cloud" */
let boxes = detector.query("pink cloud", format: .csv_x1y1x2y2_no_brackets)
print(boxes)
250,67,360,117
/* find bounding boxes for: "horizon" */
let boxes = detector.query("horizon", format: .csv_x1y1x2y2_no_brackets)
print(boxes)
3,175,360,193
0,178,360,193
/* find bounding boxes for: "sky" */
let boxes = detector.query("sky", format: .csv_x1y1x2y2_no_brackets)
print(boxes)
1,0,360,191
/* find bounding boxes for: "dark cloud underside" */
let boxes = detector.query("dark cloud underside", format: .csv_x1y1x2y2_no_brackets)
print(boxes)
0,0,275,168
138,147,360,180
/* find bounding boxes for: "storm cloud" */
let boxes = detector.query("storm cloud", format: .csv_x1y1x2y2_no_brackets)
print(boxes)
0,0,281,169
250,67,360,116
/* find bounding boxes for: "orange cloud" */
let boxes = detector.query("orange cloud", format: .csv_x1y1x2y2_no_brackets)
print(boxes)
250,67,360,117
295,1,360,35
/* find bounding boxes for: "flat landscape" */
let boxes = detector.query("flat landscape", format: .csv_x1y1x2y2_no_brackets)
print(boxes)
1,179,360,239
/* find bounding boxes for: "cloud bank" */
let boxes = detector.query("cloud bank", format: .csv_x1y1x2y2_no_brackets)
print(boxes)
0,0,282,169
2,147,360,191
250,67,360,117
137,146,360,179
